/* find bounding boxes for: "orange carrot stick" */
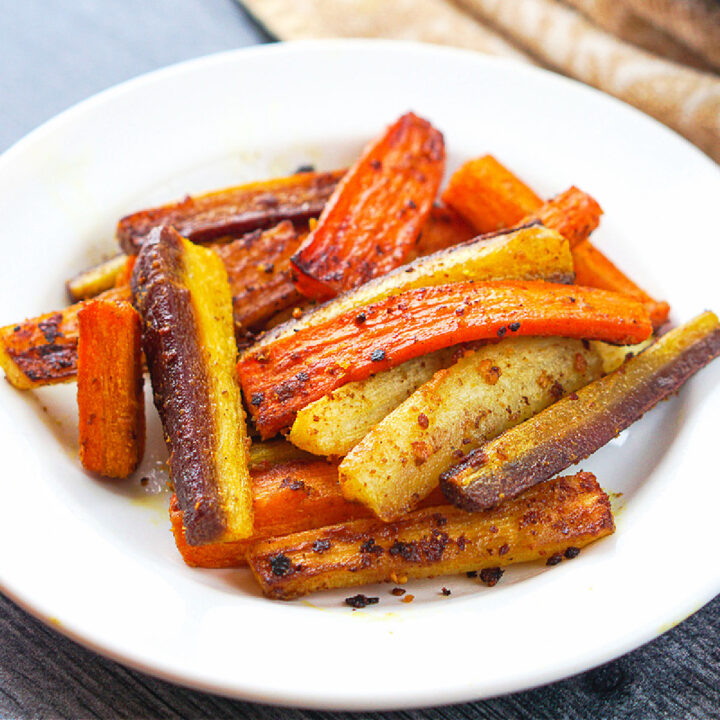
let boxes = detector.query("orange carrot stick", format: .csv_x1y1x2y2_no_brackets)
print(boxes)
77,300,145,478
291,113,445,301
572,240,670,328
238,281,652,438
519,187,602,249
170,459,446,568
441,155,543,233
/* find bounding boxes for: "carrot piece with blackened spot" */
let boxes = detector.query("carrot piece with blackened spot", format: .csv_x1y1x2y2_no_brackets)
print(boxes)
291,113,445,300
237,281,652,438
169,459,446,568
247,472,614,600
441,155,543,234
0,286,131,390
77,300,145,478
117,169,344,253
571,240,670,329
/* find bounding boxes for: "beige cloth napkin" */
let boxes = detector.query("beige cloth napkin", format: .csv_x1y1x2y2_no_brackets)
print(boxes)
242,0,720,163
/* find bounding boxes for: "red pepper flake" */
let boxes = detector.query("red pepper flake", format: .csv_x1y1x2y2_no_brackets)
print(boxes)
441,587,452,596
546,553,563,566
401,594,415,603
564,546,581,559
345,594,379,608
390,587,406,596
417,413,429,429
479,567,504,587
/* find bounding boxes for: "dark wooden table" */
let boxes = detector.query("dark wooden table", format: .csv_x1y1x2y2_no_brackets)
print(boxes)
1,2,718,717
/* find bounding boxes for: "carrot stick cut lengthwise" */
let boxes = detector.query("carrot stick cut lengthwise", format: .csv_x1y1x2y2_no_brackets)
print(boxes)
291,113,445,301
133,226,253,545
238,281,652,438
77,300,145,478
247,472,614,600
117,169,344,254
441,155,543,233
441,312,720,511
572,240,670,328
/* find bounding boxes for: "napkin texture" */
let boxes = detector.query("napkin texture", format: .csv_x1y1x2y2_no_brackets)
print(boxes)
241,0,720,162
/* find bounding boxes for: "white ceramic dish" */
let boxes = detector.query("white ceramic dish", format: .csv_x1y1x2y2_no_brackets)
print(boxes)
0,40,718,710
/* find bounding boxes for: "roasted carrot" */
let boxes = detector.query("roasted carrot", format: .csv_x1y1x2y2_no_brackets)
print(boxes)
442,159,667,325
291,113,445,300
238,281,652,438
77,300,145,478
519,187,602,249
117,169,344,253
572,240,670,328
170,459,446,568
0,286,131,390
407,204,475,260
211,220,304,334
247,472,614,600
441,155,543,233
441,313,720,510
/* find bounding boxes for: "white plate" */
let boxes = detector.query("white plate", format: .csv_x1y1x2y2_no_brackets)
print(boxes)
0,40,719,710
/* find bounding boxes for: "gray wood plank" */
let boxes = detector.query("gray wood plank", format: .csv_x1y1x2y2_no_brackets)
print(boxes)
0,1,718,717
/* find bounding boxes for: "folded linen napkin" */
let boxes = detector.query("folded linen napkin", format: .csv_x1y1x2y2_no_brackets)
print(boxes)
241,0,720,162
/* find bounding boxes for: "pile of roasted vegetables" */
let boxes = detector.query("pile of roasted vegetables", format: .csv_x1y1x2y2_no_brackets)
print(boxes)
2,113,719,603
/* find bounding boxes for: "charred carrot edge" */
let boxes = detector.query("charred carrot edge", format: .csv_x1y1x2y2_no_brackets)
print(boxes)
238,281,652,438
247,472,614,600
77,300,145,478
441,312,720,511
291,113,445,300
572,240,670,329
519,187,602,249
441,155,543,234
117,169,345,254
0,286,131,390
407,204,475,260
211,220,304,334
170,459,445,568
